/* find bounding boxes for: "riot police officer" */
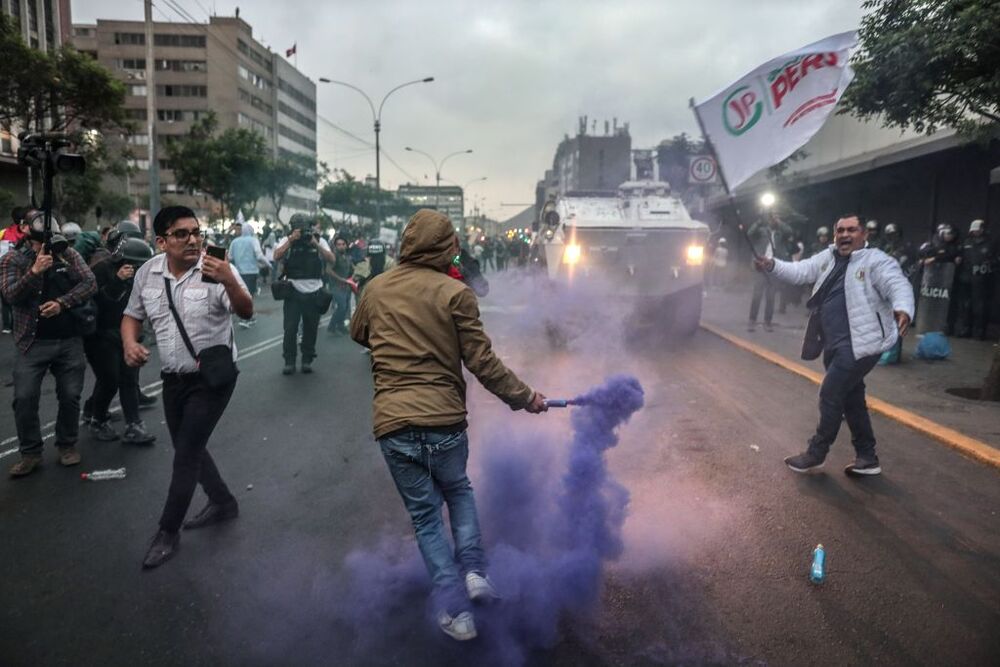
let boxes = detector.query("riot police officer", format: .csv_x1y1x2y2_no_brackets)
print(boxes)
865,219,883,250
273,215,336,374
809,226,831,257
955,219,994,339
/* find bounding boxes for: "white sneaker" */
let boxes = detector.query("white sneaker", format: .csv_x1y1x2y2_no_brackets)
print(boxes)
437,610,477,641
237,320,251,329
465,571,501,603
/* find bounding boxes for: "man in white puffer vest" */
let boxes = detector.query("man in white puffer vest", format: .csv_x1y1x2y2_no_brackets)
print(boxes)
754,214,914,476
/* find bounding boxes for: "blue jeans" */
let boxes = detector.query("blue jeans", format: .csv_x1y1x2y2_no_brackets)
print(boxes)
808,346,881,460
378,429,485,614
326,288,350,332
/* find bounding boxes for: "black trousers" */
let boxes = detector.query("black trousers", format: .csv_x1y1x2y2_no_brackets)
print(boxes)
89,332,141,423
749,272,776,324
159,372,236,533
955,278,990,338
807,346,881,459
282,289,322,363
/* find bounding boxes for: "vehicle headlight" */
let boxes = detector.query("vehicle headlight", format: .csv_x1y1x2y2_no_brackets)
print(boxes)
686,244,704,266
563,243,581,265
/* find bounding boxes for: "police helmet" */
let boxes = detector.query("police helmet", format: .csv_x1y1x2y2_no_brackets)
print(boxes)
717,237,727,245
937,223,954,238
116,220,143,239
113,237,154,266
884,223,898,236
25,210,61,240
865,220,879,232
366,240,386,256
61,222,82,241
970,219,985,233
289,213,314,230
816,226,829,237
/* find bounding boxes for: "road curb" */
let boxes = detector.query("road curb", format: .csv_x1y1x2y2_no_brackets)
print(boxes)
700,322,1000,471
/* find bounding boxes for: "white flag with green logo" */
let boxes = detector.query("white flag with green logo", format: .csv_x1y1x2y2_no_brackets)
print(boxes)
694,31,858,191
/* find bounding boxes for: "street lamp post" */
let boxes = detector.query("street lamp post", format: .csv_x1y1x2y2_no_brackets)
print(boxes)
318,76,434,224
404,147,473,207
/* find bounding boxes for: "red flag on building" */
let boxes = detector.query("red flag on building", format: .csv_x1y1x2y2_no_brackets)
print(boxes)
286,43,297,58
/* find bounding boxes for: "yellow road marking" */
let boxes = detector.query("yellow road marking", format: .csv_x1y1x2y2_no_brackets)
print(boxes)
700,322,1000,470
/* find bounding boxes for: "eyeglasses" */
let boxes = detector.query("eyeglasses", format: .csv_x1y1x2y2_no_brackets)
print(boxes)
164,227,204,241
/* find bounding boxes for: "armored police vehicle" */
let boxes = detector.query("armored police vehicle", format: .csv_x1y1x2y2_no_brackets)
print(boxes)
537,180,709,336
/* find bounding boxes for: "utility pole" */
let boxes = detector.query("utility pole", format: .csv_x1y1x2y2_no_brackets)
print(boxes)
144,0,160,232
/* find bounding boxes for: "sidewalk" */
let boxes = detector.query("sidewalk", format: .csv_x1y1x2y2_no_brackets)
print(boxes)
701,284,1000,449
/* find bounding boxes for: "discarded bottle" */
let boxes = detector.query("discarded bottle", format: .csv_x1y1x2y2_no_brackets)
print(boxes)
810,544,826,584
81,468,126,481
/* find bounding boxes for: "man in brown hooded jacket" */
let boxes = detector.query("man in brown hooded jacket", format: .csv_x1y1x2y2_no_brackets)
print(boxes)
351,209,547,641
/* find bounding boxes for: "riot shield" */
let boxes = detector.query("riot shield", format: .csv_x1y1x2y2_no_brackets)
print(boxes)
916,262,955,334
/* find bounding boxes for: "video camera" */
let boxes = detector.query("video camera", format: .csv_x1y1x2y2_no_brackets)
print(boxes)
17,132,86,255
289,214,319,244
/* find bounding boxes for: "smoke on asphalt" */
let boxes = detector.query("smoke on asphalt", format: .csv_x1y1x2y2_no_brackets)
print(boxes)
330,374,644,666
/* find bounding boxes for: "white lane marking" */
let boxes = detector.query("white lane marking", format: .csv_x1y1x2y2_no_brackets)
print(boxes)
0,317,331,447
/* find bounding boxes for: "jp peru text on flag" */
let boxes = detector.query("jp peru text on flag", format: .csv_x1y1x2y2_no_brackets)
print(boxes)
693,31,857,191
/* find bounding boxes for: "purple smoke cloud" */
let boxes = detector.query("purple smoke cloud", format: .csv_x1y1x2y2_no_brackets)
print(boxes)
333,374,644,666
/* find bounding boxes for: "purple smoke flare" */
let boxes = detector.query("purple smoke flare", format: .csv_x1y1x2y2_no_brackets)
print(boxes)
333,374,644,666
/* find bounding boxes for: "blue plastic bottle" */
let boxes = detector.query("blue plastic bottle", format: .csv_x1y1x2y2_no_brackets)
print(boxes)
810,544,826,584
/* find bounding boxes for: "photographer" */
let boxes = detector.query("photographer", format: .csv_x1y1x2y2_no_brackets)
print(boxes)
1,212,96,477
273,214,335,374
86,238,156,444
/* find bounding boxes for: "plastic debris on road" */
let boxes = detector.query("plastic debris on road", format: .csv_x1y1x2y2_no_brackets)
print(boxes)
81,468,127,481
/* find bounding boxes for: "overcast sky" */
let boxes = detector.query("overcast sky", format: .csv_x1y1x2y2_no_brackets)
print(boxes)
72,0,863,220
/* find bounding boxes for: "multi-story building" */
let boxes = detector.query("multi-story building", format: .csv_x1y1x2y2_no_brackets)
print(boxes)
397,184,464,223
71,15,318,222
550,116,631,196
0,0,73,197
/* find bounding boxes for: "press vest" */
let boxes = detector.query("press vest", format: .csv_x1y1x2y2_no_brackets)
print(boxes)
284,242,323,280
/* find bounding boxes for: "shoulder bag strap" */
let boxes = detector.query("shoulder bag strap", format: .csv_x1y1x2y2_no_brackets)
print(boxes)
163,276,199,361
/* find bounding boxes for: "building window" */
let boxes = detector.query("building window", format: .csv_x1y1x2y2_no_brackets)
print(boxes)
278,124,316,152
128,134,150,145
73,27,93,37
124,108,148,121
118,58,146,71
277,79,316,112
130,159,150,170
157,85,207,98
153,34,207,48
238,88,273,115
114,32,145,45
127,84,148,97
237,112,274,140
238,65,271,91
278,101,315,131
155,59,207,72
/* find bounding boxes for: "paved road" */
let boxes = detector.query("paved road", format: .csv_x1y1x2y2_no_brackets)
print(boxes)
0,279,997,667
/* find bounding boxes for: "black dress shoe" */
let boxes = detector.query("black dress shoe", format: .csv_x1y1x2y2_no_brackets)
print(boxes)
183,500,239,530
142,530,180,569
138,391,158,407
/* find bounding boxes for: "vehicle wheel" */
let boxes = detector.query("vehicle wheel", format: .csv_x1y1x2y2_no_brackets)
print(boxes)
673,284,703,337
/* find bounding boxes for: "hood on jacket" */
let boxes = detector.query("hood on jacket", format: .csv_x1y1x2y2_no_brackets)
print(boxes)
399,209,456,272
241,222,255,237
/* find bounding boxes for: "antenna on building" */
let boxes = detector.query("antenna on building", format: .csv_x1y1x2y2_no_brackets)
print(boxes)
592,119,597,134
578,116,587,136
613,117,618,134
604,120,609,135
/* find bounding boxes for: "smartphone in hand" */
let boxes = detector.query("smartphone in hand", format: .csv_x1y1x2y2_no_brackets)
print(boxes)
202,244,226,283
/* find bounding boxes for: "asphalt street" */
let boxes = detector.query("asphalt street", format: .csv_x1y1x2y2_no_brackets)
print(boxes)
0,276,998,667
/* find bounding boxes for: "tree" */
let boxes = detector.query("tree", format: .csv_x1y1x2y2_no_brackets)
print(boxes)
840,0,1000,138
842,0,1000,399
56,134,134,222
263,152,318,223
0,15,127,134
167,111,270,218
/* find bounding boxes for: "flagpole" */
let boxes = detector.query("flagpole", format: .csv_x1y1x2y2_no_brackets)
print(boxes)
689,97,765,263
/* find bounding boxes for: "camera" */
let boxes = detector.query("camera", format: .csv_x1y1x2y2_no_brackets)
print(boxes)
17,132,86,254
289,214,319,244
17,132,86,175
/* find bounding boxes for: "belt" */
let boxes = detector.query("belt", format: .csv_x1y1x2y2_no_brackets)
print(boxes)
160,370,199,381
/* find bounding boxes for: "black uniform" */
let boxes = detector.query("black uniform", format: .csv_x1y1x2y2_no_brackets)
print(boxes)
955,234,995,338
282,238,327,367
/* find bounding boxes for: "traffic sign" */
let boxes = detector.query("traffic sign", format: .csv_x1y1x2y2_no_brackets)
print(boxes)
689,155,719,184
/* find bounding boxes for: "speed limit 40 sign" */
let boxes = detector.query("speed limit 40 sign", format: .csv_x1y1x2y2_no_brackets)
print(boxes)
689,155,719,185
